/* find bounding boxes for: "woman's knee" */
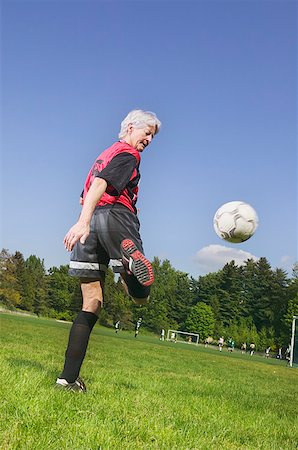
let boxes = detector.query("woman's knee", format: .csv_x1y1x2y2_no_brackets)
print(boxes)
80,278,104,313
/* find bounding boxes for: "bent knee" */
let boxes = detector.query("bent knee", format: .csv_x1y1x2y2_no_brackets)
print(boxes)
132,296,150,305
82,299,102,314
121,273,151,299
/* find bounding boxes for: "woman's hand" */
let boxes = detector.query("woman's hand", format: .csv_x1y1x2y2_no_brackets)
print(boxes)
64,221,90,251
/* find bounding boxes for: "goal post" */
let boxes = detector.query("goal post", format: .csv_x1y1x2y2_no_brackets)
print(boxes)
166,329,199,345
290,316,298,368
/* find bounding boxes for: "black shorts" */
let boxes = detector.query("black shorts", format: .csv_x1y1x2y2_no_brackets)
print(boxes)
69,204,150,297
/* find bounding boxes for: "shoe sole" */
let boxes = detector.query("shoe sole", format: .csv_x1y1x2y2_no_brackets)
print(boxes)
121,239,154,287
55,384,85,392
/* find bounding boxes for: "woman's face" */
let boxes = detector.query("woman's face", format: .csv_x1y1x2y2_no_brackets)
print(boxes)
126,124,156,151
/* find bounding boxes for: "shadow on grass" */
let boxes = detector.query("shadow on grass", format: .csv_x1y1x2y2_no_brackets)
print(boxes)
115,380,138,390
7,357,57,377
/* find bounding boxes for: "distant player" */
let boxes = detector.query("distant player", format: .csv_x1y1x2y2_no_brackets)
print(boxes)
170,332,177,343
135,317,142,338
241,342,247,354
227,338,235,353
115,320,120,333
218,336,224,352
205,336,212,347
250,343,255,356
265,346,270,358
56,110,161,392
160,329,165,341
285,345,291,363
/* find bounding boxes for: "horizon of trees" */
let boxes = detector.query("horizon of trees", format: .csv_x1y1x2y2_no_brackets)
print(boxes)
1,248,298,352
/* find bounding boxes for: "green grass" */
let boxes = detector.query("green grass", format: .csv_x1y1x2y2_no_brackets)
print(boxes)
1,312,298,449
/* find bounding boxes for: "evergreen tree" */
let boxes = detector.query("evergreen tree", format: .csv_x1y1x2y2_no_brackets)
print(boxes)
98,269,133,327
69,279,83,315
236,317,253,347
247,320,259,350
292,262,298,279
287,263,298,305
140,259,175,332
282,294,298,343
47,265,76,315
12,251,34,311
99,270,133,328
219,261,246,324
0,249,21,308
270,268,289,337
250,257,274,330
191,272,224,326
166,271,193,330
241,258,259,319
185,302,215,340
258,327,275,351
191,271,221,305
26,255,47,315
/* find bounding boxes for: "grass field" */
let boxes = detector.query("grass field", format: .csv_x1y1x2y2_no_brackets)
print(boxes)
1,312,298,450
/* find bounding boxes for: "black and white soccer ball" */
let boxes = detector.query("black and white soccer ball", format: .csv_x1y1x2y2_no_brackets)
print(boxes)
213,201,258,243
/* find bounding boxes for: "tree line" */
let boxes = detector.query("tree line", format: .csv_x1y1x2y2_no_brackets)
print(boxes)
1,248,297,351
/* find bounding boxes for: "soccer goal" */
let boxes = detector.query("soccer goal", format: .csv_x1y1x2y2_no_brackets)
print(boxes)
289,316,298,368
166,329,199,345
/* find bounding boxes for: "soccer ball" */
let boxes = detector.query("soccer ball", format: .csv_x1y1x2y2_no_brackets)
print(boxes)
213,201,258,243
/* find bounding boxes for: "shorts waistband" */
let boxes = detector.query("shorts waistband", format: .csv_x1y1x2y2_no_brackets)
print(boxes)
95,204,131,211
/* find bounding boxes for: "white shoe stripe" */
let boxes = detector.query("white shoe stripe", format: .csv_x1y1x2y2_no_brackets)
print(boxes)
128,257,134,272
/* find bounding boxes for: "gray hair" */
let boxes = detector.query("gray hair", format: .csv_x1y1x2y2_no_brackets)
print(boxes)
118,109,161,139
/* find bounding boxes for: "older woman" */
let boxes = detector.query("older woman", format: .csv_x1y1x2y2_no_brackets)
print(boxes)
56,109,161,392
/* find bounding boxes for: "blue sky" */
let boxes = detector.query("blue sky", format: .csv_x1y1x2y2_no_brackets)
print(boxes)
1,0,297,277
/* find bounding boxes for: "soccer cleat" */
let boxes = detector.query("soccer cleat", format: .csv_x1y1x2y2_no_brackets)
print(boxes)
56,377,87,393
121,239,154,287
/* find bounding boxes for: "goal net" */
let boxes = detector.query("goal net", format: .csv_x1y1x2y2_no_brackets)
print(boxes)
290,316,298,368
166,329,199,345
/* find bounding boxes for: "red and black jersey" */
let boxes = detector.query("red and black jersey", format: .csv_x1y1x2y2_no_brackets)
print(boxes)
82,141,141,213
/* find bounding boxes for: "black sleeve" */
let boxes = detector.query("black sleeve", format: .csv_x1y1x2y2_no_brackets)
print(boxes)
95,152,138,195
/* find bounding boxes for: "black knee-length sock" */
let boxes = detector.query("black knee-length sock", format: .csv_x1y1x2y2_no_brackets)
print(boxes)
59,311,98,383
